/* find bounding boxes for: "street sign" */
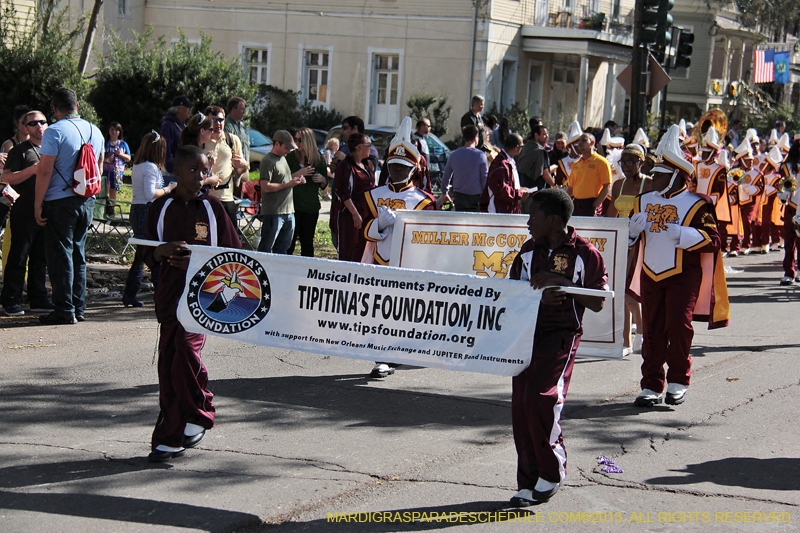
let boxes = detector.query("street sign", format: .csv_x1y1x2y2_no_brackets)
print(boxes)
616,53,672,98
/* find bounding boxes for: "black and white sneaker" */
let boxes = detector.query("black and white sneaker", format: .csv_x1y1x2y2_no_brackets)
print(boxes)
780,276,794,286
3,304,24,316
665,383,688,405
634,389,663,407
370,363,395,378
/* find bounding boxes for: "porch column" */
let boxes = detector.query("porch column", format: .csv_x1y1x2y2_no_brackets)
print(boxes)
604,61,618,123
577,54,589,125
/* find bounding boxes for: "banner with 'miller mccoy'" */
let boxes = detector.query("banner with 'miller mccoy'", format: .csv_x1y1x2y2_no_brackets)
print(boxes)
177,246,541,376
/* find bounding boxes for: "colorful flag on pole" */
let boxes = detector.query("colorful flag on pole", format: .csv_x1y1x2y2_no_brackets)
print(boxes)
754,49,775,83
774,51,790,84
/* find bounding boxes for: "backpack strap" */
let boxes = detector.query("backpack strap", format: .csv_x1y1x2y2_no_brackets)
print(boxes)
54,120,93,191
201,199,218,246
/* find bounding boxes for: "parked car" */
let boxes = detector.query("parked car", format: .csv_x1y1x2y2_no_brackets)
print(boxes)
325,125,396,158
247,129,273,171
311,129,328,150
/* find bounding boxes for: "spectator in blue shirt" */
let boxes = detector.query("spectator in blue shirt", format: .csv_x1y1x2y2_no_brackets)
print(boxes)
33,87,104,325
440,125,488,212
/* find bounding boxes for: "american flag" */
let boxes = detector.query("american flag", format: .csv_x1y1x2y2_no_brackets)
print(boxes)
754,49,775,83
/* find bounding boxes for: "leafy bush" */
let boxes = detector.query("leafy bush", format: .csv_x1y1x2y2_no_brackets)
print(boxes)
406,92,452,138
90,28,254,149
0,2,96,140
250,85,343,135
250,85,300,135
503,102,531,140
299,101,343,132
742,103,800,137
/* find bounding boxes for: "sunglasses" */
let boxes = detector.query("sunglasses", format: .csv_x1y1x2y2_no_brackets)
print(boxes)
26,120,47,127
202,126,212,131
358,143,372,148
210,117,224,124
294,137,303,143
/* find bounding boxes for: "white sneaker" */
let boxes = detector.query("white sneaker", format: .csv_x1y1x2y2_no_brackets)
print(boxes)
633,333,644,352
510,489,535,507
634,389,662,407
742,248,751,255
622,347,633,357
665,383,688,405
780,276,795,286
370,363,395,378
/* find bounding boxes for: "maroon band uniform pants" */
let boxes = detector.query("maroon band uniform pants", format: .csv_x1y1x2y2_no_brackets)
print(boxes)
784,206,799,278
512,330,581,488
639,267,702,393
152,319,215,450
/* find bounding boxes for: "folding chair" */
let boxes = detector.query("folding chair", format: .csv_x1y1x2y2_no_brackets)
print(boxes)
237,180,262,250
88,179,134,255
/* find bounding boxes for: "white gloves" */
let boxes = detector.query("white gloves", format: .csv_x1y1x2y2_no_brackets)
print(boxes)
778,191,791,202
743,184,758,195
665,223,682,245
377,205,396,232
629,212,647,239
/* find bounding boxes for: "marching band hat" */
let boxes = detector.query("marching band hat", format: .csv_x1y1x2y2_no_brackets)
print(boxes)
768,129,779,146
653,124,695,176
716,149,730,169
632,128,650,148
745,128,760,145
609,136,625,149
703,127,722,151
566,121,583,145
734,138,753,160
622,143,646,160
386,117,421,168
766,146,783,169
599,128,611,146
679,119,687,139
778,133,791,153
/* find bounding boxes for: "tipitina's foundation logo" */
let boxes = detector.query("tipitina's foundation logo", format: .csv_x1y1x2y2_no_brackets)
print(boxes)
187,252,270,333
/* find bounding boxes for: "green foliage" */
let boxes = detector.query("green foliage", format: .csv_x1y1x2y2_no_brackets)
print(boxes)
90,28,254,149
503,102,531,140
250,86,342,135
742,103,800,136
250,85,300,135
0,2,96,140
299,101,343,131
406,92,452,138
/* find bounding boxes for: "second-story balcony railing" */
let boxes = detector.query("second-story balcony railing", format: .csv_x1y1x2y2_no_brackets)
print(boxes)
535,0,633,38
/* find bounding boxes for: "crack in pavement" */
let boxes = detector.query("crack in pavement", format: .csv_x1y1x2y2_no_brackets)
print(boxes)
274,355,306,369
578,468,800,507
658,381,800,446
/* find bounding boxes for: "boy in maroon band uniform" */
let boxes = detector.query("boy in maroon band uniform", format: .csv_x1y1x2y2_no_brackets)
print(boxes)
507,188,607,506
143,145,241,462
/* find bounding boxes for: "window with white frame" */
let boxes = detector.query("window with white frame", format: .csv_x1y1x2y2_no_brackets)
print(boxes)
244,48,269,85
374,54,399,106
304,51,329,104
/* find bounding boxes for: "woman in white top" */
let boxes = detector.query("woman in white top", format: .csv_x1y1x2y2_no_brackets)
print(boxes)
123,131,176,307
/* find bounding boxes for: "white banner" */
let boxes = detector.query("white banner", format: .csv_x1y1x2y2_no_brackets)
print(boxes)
389,211,628,359
176,247,542,376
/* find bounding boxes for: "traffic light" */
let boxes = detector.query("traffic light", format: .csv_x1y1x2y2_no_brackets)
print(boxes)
675,30,694,68
641,0,674,48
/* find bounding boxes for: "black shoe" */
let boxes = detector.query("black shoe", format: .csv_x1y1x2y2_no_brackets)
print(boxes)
509,489,535,508
665,384,688,405
148,448,186,463
122,297,144,308
39,311,76,325
3,304,25,316
29,301,55,313
182,430,205,449
76,313,85,322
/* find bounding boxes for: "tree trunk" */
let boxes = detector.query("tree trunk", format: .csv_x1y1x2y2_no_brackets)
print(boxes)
78,0,104,76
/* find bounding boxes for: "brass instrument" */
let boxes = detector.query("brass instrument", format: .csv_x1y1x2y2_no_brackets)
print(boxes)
692,109,728,142
780,175,798,205
728,168,745,185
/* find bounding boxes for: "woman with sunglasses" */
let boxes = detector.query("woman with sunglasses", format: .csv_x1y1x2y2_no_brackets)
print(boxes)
332,133,375,261
286,127,328,256
123,131,176,307
605,143,652,356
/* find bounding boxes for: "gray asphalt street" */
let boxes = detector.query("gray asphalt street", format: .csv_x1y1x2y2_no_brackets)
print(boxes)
0,251,798,532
